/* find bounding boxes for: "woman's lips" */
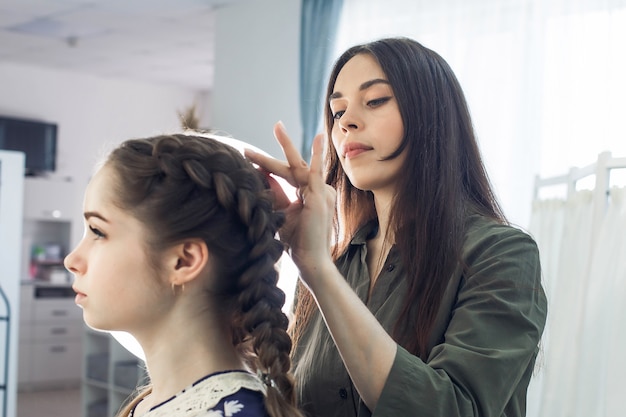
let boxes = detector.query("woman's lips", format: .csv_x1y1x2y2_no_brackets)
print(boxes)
342,142,372,159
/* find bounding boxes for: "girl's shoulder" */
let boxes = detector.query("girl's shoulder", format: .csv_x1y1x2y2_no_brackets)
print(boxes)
198,386,268,417
143,371,268,417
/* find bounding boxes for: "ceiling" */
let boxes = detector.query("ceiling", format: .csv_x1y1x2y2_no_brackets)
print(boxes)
0,0,244,91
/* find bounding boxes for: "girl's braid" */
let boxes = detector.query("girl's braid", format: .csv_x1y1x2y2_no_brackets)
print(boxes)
179,138,300,416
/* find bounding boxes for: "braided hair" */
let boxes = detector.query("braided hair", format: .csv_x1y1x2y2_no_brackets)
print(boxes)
107,134,302,417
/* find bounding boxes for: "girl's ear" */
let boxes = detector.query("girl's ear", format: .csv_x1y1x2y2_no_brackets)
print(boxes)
167,239,209,286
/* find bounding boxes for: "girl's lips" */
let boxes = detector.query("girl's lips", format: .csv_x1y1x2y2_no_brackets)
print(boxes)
73,287,86,304
74,294,86,306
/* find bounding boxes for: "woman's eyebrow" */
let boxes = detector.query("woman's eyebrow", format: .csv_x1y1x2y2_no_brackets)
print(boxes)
329,78,391,101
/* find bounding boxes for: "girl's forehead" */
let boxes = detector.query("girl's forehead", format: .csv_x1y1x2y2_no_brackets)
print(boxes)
83,165,118,211
83,165,149,238
86,164,111,193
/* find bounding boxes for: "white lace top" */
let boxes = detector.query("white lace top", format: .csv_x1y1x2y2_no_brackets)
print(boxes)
130,370,268,417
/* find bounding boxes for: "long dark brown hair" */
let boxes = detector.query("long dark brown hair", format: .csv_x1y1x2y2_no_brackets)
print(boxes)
291,37,506,359
106,134,303,417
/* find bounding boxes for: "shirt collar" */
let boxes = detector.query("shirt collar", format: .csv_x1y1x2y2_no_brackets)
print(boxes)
350,219,379,246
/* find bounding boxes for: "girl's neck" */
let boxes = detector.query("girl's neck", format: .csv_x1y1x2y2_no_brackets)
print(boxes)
134,313,245,410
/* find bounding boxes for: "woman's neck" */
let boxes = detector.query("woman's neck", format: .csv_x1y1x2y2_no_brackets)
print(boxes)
372,190,393,240
367,191,395,296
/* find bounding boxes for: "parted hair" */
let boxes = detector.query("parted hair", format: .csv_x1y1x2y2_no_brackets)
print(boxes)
108,134,302,417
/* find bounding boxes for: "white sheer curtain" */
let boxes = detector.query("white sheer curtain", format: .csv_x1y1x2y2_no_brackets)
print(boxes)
529,190,595,417
574,187,626,417
604,188,626,417
528,185,626,417
525,198,566,417
333,0,626,229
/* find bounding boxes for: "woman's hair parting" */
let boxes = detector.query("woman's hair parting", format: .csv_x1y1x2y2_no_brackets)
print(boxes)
107,134,302,417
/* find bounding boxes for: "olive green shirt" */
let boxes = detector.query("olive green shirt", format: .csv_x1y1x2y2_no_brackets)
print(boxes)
292,215,547,417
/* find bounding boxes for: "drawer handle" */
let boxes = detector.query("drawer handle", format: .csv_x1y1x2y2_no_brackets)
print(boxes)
51,310,68,317
50,346,67,353
50,328,68,335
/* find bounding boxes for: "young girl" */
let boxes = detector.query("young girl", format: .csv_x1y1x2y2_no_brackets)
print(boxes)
246,37,548,417
64,134,303,417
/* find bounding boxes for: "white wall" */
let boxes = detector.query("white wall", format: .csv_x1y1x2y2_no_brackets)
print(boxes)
0,62,209,247
212,0,302,159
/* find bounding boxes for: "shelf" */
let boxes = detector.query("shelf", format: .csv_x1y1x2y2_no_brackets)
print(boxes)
31,259,64,266
84,379,111,391
82,330,146,417
110,385,135,396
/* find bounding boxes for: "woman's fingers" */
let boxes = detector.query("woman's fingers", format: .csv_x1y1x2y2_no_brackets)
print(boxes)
244,121,311,189
307,134,325,192
263,171,292,210
312,134,337,213
293,134,325,206
244,148,298,187
288,134,336,268
273,122,310,187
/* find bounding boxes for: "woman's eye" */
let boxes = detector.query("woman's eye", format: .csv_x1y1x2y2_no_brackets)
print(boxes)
367,96,392,107
332,110,345,120
89,226,105,239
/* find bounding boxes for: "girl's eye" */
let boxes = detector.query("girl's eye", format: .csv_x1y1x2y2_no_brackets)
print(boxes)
332,110,345,120
89,226,105,239
367,96,392,107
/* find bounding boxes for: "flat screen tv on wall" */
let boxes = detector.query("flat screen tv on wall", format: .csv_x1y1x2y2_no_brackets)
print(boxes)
0,115,57,176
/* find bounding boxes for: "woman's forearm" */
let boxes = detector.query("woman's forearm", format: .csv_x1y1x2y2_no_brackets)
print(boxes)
301,258,397,411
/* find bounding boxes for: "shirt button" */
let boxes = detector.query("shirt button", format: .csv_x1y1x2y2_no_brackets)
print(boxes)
386,264,395,272
339,388,348,399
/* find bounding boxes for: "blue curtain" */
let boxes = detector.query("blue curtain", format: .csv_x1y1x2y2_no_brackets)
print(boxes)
299,0,344,161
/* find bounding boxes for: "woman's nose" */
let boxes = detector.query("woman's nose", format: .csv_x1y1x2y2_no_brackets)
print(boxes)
338,109,360,133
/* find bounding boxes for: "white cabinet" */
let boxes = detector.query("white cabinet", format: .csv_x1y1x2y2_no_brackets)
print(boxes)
21,177,77,283
23,177,77,222
82,330,147,417
18,284,83,390
17,174,85,396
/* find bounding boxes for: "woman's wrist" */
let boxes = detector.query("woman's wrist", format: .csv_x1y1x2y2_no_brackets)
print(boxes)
295,255,337,296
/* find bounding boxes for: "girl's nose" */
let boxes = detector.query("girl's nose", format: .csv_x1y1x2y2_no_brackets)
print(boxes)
63,246,83,276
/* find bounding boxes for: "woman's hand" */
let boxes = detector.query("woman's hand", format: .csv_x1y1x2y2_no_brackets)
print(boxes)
288,131,336,281
245,122,310,204
244,122,336,281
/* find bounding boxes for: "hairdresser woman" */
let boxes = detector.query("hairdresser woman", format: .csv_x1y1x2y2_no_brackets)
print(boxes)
246,37,547,417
